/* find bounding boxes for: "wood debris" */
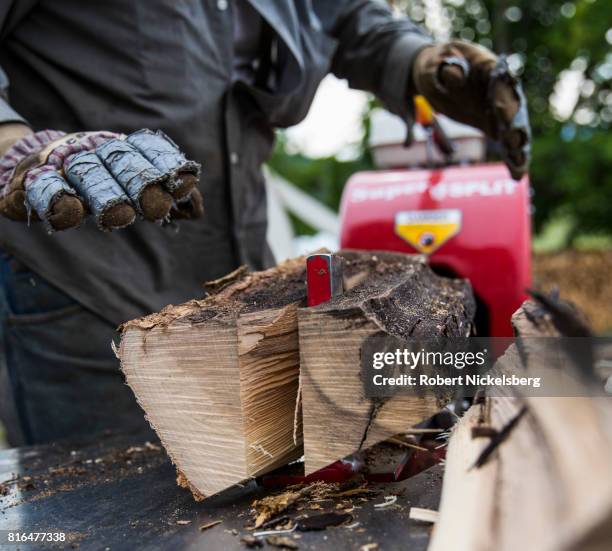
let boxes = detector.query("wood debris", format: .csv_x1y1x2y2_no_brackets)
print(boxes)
409,507,439,523
387,436,429,452
326,486,378,499
374,495,398,509
266,535,299,549
198,520,222,531
252,490,303,528
203,265,249,295
256,515,292,530
240,535,263,548
248,479,382,533
295,512,353,531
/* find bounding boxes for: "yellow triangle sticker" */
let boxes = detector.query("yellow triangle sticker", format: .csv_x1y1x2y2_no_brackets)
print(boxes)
395,209,462,254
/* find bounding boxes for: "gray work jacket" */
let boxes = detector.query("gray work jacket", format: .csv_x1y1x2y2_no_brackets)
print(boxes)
0,0,431,325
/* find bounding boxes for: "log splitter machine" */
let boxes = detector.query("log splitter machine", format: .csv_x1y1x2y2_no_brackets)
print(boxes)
339,59,532,337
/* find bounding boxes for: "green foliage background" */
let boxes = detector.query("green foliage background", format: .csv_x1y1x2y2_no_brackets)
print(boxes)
268,0,612,245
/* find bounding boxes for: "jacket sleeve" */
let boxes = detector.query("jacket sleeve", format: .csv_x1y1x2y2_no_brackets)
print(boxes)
314,0,433,122
0,67,26,125
0,1,30,126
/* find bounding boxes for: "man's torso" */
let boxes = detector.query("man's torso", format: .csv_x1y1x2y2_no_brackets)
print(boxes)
0,0,334,324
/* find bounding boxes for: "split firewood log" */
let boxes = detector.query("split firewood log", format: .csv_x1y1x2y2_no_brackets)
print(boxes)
120,250,476,497
430,298,612,551
298,250,475,474
120,258,307,497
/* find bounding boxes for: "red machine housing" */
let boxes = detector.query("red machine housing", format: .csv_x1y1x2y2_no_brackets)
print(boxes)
339,163,531,337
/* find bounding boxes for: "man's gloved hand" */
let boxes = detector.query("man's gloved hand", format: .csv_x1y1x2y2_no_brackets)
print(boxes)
0,128,203,232
413,41,531,180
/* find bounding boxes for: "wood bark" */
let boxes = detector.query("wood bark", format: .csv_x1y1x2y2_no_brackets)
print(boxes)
298,250,476,474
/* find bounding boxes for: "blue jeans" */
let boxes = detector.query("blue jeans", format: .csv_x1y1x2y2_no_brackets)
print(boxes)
0,249,152,446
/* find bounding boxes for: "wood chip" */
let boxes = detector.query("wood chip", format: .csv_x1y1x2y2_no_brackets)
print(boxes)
327,487,377,499
199,520,222,531
387,437,429,452
240,535,263,548
374,495,398,509
266,535,299,549
257,515,291,530
251,482,338,528
296,512,353,531
176,520,191,525
359,544,379,551
252,491,302,528
409,507,439,523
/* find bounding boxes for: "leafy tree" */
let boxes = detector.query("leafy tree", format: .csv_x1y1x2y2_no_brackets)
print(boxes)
269,0,612,242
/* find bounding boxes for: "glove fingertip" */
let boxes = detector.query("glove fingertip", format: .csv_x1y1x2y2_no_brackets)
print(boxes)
170,172,198,200
100,202,136,230
48,195,85,231
170,188,204,220
140,183,173,221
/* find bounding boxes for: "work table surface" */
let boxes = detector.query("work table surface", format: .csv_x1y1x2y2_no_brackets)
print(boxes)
0,432,442,550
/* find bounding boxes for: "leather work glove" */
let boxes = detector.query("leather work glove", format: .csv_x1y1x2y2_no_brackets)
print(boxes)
0,128,203,232
413,41,531,180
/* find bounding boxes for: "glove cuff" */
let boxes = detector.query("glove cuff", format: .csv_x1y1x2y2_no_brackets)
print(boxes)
0,130,66,193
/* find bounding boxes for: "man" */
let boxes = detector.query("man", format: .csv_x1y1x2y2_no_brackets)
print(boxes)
0,0,529,446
